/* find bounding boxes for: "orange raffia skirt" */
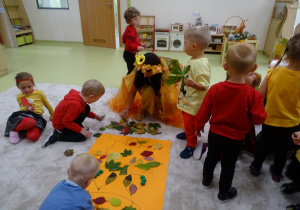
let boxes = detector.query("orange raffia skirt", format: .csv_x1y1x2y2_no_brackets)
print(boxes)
108,58,184,128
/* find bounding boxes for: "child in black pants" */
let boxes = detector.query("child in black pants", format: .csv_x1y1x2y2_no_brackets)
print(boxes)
281,131,300,210
42,79,105,147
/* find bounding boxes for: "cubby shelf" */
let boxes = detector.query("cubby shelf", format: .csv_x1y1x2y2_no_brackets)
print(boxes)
136,16,155,51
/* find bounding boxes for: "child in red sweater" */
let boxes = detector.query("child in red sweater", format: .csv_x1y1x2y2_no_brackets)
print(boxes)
42,80,105,148
195,43,266,203
122,7,145,75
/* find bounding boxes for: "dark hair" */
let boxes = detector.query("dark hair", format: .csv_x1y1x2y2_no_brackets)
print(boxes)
133,53,163,96
275,33,300,68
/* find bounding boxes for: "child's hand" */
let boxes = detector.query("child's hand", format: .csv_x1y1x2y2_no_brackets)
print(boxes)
292,131,300,145
49,116,53,121
119,109,128,120
95,114,105,121
184,78,195,88
143,44,149,48
137,46,144,51
80,128,92,138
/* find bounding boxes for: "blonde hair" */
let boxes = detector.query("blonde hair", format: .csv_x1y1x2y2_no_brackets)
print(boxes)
124,7,140,24
294,23,300,35
184,26,211,50
68,153,99,186
81,79,105,97
226,43,257,73
15,72,35,87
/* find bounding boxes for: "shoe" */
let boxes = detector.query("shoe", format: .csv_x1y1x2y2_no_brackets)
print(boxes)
249,162,260,177
9,131,20,144
270,164,283,182
286,204,300,210
202,179,211,189
281,182,300,194
193,141,207,160
176,132,186,140
217,187,237,204
180,146,195,159
42,130,58,148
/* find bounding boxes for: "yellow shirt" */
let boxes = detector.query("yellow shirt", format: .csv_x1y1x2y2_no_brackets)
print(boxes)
17,89,54,117
177,58,211,116
264,67,300,127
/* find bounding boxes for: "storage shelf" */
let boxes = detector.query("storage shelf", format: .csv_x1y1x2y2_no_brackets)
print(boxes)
15,29,32,35
137,16,155,51
10,17,22,20
6,5,19,7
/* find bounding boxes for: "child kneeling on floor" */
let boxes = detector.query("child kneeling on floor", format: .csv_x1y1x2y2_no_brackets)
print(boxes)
42,79,105,148
39,153,99,209
195,43,266,203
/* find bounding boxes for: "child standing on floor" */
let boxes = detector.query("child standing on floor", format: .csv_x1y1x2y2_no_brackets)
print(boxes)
250,34,300,182
280,131,300,210
176,26,211,159
5,72,54,144
195,43,266,203
40,153,99,210
42,79,105,148
122,7,145,75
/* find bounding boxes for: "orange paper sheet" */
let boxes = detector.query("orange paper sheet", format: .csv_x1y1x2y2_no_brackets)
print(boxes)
87,134,171,210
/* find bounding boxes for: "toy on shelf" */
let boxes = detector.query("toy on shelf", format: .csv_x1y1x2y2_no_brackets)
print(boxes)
223,16,247,38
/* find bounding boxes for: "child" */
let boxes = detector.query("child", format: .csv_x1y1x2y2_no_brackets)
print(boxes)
195,43,266,203
250,34,300,182
176,26,211,159
42,79,105,148
122,7,145,75
280,131,300,210
39,153,100,209
4,72,54,144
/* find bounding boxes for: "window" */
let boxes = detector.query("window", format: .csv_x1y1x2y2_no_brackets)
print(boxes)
36,0,69,10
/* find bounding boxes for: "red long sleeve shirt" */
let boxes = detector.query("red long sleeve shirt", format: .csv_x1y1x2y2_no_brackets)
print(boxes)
52,89,96,133
122,25,141,54
195,81,267,140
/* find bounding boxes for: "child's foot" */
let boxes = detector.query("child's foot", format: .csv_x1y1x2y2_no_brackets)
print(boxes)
286,204,300,210
270,164,283,182
9,131,20,144
202,178,212,189
180,146,195,159
217,187,237,204
249,162,260,177
193,141,208,160
281,182,300,194
176,132,186,140
42,130,59,148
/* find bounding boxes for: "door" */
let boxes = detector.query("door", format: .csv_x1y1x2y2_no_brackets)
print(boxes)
78,0,116,48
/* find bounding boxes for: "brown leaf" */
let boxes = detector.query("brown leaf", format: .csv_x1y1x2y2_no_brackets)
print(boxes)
63,149,74,157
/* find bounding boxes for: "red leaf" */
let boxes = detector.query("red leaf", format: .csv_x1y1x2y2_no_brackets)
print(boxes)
129,142,137,146
147,145,152,148
93,197,106,204
140,151,153,157
100,155,107,159
121,127,130,135
21,97,29,106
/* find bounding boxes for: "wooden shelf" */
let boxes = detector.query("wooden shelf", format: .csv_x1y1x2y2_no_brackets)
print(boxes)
137,16,155,51
204,34,224,54
15,29,32,35
6,5,19,7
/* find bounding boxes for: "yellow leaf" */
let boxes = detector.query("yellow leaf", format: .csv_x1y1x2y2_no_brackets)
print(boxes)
153,143,163,150
94,150,103,156
135,128,146,134
119,118,127,124
107,152,121,162
137,159,143,164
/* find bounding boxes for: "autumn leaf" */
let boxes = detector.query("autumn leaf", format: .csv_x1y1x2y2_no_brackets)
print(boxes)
137,159,143,164
105,172,117,185
138,141,148,145
129,142,137,146
140,151,153,157
144,157,154,161
121,149,132,157
135,128,146,134
106,152,121,162
119,165,129,175
119,118,127,124
122,205,137,210
149,123,161,129
108,197,121,207
100,155,107,159
134,162,160,170
123,174,132,187
63,149,74,157
115,125,125,131
94,150,103,156
105,160,122,171
99,127,106,131
153,143,163,150
129,183,137,195
111,121,119,126
93,197,106,205
121,126,130,135
93,133,102,137
128,121,136,126
147,127,161,135
129,157,136,164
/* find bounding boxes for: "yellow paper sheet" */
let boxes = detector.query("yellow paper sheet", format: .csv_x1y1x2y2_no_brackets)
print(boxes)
87,133,171,210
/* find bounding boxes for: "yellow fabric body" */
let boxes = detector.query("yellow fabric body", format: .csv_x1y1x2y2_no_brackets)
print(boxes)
296,149,300,162
264,67,300,127
177,58,211,116
108,58,184,128
17,89,54,116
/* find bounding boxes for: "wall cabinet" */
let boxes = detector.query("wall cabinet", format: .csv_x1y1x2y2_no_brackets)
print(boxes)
0,0,35,48
136,16,155,51
205,34,224,54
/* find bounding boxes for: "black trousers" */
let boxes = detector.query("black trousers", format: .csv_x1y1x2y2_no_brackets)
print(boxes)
203,131,243,194
252,124,299,175
123,50,136,75
57,104,90,142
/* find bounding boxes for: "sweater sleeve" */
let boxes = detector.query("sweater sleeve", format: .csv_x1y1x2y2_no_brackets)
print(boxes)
88,111,96,119
40,90,54,117
249,91,267,125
